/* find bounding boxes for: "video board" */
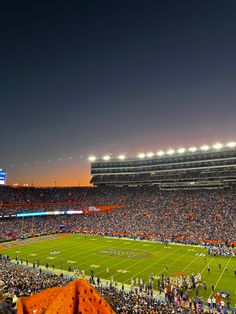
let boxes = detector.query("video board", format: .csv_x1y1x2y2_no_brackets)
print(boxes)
0,170,6,185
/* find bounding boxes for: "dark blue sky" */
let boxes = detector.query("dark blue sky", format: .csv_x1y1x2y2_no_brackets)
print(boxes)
1,0,236,185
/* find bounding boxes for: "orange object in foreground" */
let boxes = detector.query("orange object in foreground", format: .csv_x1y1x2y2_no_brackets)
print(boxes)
17,279,115,314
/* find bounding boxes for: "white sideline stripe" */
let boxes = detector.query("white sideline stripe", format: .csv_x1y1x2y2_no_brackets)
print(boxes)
103,235,206,248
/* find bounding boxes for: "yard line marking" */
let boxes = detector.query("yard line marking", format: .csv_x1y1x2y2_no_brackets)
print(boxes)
124,247,207,284
122,248,180,283
90,241,169,277
87,244,169,277
66,236,147,266
14,235,127,264
208,256,232,299
124,248,201,284
181,255,201,272
51,235,148,270
12,236,142,271
7,235,170,269
200,256,215,275
156,251,190,275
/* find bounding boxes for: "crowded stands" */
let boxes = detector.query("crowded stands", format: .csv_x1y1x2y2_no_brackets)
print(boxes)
0,186,235,244
0,257,234,313
0,185,235,313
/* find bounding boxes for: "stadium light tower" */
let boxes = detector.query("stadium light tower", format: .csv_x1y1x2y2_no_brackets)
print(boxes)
88,155,96,162
157,150,164,156
146,152,154,157
177,148,186,154
227,141,236,148
118,154,126,160
188,147,197,152
167,149,175,155
103,155,110,161
138,153,145,158
213,143,222,149
200,145,209,151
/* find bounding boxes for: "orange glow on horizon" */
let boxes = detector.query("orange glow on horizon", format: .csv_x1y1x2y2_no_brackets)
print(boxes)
7,162,92,187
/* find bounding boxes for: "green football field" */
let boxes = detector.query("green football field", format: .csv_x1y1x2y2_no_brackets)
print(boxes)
2,234,236,305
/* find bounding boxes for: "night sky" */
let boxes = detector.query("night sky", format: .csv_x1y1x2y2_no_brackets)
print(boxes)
1,0,236,186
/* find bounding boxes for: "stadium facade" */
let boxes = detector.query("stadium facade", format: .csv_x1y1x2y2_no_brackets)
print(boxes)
90,144,236,189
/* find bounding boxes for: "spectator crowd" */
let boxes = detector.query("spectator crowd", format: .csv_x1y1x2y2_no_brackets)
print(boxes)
0,186,235,244
0,185,235,313
0,257,235,313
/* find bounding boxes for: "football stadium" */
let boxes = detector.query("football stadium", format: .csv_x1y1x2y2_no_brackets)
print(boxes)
0,142,236,313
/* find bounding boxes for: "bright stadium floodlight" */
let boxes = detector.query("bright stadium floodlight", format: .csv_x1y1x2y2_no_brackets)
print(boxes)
177,148,186,154
188,147,197,152
118,154,125,160
88,155,96,162
103,155,110,161
157,151,164,156
167,149,175,155
213,143,223,150
146,152,154,157
138,153,145,158
226,141,236,148
200,145,209,151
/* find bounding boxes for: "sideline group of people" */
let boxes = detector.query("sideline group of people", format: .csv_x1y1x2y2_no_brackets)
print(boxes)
0,258,235,314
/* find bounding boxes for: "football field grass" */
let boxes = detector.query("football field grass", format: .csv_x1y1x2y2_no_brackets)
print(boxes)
2,234,236,305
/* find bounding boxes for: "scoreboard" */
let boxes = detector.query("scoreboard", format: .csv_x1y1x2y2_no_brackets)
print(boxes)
0,170,6,185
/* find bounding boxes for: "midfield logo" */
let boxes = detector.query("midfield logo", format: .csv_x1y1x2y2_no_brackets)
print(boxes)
97,249,152,259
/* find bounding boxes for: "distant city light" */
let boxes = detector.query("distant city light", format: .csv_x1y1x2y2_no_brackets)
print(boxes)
213,143,222,149
167,149,175,155
146,152,154,157
157,151,164,156
189,147,197,152
103,155,110,161
88,155,96,162
118,154,125,160
200,145,209,151
177,148,186,154
138,153,145,158
226,141,236,148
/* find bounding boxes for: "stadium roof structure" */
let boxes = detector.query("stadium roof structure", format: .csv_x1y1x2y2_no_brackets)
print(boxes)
90,142,236,189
